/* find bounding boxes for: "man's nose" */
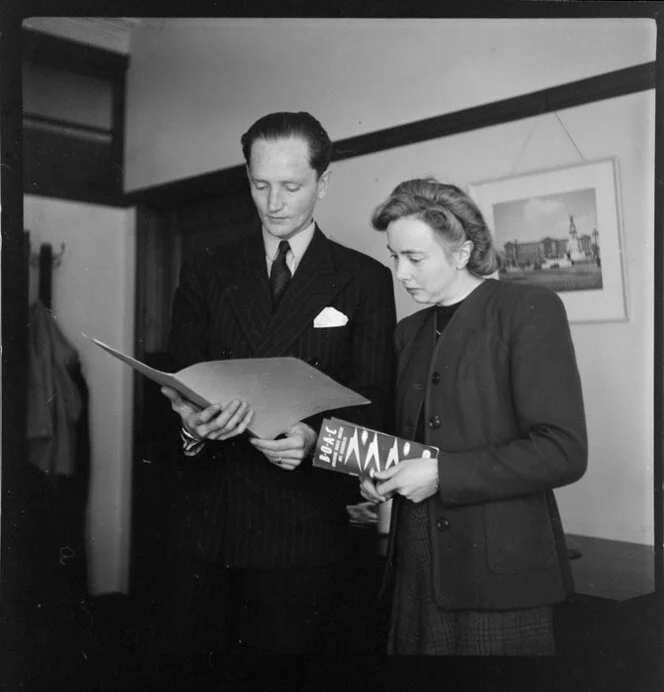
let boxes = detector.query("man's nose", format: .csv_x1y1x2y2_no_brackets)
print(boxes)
267,189,284,212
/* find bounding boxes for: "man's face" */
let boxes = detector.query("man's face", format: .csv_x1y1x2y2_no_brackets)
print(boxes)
247,136,330,240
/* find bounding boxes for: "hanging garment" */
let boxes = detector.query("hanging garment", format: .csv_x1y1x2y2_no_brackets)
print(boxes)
27,300,82,476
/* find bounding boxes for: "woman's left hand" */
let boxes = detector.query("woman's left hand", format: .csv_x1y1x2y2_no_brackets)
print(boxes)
373,457,439,503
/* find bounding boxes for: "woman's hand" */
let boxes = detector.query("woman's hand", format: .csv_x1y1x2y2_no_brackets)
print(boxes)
249,422,317,471
161,386,254,441
373,457,439,503
359,471,392,504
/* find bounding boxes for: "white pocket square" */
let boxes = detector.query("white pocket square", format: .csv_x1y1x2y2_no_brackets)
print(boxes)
314,306,349,328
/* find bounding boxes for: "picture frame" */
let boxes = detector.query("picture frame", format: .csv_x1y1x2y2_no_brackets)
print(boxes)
468,159,627,323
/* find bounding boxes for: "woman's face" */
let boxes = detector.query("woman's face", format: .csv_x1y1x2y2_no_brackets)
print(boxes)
386,216,465,305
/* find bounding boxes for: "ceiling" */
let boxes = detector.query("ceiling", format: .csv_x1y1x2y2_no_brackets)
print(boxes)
22,17,143,55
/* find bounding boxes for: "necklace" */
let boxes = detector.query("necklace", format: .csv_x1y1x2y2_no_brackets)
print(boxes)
435,280,484,338
439,278,485,307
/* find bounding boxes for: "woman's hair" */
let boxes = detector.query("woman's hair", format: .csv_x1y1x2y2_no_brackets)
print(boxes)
371,177,500,276
241,111,332,179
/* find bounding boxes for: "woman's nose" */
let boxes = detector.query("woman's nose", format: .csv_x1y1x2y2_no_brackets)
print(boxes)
395,259,409,282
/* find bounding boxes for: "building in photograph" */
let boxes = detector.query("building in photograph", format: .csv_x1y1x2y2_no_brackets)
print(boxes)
502,214,600,270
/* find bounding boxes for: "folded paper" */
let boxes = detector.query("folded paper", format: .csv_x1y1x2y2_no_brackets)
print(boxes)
86,337,370,439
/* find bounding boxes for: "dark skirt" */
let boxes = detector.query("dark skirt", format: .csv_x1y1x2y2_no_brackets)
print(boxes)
388,499,555,656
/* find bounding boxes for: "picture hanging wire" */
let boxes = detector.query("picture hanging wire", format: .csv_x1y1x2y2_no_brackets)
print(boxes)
508,111,587,177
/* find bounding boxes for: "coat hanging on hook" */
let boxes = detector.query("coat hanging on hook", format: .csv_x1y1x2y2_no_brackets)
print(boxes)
27,300,82,477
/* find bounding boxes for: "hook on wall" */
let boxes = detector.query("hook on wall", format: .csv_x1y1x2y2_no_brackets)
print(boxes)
29,241,66,269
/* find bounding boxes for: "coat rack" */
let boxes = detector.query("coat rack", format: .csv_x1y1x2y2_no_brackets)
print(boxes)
29,241,65,310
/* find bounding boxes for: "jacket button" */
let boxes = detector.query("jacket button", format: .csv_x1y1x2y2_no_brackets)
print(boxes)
428,416,441,429
431,372,441,384
436,517,450,531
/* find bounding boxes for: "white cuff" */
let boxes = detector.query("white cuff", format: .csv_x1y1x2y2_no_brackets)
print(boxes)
180,426,205,457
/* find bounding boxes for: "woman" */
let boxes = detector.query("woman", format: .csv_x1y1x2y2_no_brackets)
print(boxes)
360,178,587,656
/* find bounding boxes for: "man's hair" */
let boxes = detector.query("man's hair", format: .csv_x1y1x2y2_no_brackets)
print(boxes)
371,177,500,277
241,111,332,178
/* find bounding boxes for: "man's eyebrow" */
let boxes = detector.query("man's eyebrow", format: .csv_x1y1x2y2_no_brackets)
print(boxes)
249,175,303,184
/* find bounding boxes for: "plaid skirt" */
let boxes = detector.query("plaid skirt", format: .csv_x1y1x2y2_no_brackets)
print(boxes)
387,500,555,656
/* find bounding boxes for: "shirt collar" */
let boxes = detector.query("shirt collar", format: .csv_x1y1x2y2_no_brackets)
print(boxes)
262,221,316,272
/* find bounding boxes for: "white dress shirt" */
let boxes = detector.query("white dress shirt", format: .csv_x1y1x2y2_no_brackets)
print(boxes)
262,220,316,277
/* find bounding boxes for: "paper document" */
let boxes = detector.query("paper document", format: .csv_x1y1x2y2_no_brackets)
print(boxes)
87,337,370,439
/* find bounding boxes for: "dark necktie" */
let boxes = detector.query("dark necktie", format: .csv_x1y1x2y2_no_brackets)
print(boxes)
270,240,291,306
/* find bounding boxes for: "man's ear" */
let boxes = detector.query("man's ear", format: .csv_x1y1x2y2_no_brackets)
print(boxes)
317,169,331,200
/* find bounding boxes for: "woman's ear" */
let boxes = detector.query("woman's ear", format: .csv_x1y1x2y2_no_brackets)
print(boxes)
456,240,474,270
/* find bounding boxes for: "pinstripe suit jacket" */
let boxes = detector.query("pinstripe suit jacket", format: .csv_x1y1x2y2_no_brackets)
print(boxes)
168,226,396,568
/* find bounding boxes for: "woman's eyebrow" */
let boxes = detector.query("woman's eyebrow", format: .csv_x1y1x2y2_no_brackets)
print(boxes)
387,247,425,256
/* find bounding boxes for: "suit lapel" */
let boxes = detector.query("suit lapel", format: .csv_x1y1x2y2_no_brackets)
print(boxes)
256,227,352,357
224,232,273,354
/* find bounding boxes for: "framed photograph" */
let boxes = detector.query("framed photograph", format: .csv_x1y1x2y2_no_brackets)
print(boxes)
468,159,627,323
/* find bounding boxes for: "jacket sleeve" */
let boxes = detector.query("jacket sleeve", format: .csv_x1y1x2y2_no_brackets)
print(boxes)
169,255,211,371
168,255,229,465
437,287,588,506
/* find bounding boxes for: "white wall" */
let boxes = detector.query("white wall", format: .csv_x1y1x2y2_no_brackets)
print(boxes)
124,18,655,191
123,19,656,545
24,196,136,594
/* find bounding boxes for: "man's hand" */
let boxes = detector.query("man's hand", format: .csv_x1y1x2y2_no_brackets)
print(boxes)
359,471,392,504
373,457,439,503
249,422,317,471
161,386,254,441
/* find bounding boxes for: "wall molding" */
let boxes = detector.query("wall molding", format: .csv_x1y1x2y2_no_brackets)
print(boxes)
22,28,129,78
22,18,141,56
22,28,129,207
127,61,656,209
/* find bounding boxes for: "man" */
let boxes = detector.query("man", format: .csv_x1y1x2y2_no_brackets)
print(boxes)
160,112,396,655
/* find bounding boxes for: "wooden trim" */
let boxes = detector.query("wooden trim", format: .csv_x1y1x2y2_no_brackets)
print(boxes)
21,27,129,79
653,24,664,600
1,13,28,598
23,113,113,137
126,61,656,209
21,29,130,206
24,127,129,206
332,62,656,161
127,164,249,209
112,65,127,191
25,188,129,208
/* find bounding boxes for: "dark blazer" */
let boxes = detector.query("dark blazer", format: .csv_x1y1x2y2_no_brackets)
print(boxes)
168,226,396,569
385,278,587,609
